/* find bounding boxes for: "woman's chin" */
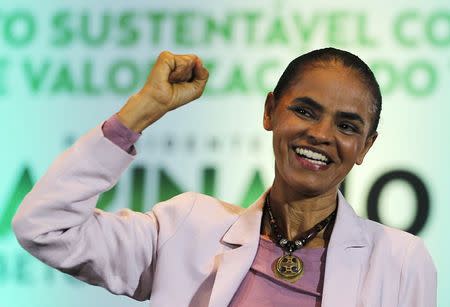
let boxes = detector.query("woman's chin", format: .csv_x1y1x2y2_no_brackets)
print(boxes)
278,177,337,198
294,184,334,198
273,164,339,197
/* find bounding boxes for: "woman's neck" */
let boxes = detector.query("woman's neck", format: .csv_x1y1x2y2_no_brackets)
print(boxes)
261,182,338,248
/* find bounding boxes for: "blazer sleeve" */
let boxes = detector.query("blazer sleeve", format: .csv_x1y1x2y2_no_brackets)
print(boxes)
12,123,195,301
398,237,437,307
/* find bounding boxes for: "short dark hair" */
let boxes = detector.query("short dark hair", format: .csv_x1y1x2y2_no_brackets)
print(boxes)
273,47,381,135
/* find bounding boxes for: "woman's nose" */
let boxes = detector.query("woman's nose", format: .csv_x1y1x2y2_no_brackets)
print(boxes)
306,119,334,145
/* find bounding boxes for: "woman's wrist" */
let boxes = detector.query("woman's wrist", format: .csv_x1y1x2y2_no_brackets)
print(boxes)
117,94,166,133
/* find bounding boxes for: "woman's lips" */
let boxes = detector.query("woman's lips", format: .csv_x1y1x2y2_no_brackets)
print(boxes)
293,151,331,171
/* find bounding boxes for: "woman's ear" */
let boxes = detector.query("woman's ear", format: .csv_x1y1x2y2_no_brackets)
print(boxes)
264,92,276,131
356,132,378,165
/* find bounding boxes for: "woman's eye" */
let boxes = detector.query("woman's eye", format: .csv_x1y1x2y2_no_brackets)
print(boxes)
339,123,358,133
288,106,313,118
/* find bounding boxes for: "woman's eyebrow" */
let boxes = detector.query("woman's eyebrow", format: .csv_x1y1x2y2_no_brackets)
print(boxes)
337,111,365,125
293,96,366,125
292,97,324,112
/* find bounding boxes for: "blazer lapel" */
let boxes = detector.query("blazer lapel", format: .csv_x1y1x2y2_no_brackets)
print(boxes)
208,190,369,307
208,193,266,307
321,191,369,307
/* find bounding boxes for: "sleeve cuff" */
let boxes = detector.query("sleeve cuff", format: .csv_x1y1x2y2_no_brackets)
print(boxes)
101,113,141,155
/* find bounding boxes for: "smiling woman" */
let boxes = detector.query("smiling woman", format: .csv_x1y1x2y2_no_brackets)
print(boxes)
12,48,436,307
264,53,379,201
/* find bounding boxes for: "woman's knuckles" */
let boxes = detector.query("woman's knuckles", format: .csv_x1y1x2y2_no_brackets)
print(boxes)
140,51,207,110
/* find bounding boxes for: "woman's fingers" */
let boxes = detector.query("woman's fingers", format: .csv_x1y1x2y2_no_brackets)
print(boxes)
168,54,198,83
193,58,209,81
117,50,209,133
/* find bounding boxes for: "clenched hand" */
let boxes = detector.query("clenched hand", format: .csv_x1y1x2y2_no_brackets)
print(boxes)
117,51,209,133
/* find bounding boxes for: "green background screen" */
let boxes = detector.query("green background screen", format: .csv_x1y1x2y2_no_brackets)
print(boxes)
1,0,448,306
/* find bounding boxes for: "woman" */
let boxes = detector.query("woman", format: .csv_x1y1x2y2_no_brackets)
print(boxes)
12,48,436,306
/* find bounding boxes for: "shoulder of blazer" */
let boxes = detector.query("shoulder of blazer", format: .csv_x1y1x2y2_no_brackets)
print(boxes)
150,192,244,249
359,217,418,248
358,217,436,286
334,192,421,253
357,216,432,268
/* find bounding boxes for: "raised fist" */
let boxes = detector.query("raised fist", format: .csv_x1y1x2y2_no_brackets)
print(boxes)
117,51,209,132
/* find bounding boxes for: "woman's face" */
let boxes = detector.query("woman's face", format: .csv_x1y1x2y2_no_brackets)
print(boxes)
264,64,378,197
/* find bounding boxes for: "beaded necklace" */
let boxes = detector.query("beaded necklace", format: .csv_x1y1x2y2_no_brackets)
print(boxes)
264,193,337,283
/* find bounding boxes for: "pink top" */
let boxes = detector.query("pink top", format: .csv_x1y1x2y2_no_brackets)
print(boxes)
230,236,326,306
101,114,327,306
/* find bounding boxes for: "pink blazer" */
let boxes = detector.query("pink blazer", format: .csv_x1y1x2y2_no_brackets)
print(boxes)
13,124,437,307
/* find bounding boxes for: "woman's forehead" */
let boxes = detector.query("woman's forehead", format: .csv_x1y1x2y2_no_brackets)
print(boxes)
285,65,373,112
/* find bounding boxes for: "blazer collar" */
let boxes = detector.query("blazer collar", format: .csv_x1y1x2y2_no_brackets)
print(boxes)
209,189,369,307
221,191,267,246
328,190,369,248
208,191,267,307
221,189,368,248
321,190,369,307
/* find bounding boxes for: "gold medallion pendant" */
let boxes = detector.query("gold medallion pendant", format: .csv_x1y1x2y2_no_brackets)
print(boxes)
272,254,304,283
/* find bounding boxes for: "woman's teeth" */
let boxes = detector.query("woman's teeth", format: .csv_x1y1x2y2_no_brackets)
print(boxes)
294,147,329,165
